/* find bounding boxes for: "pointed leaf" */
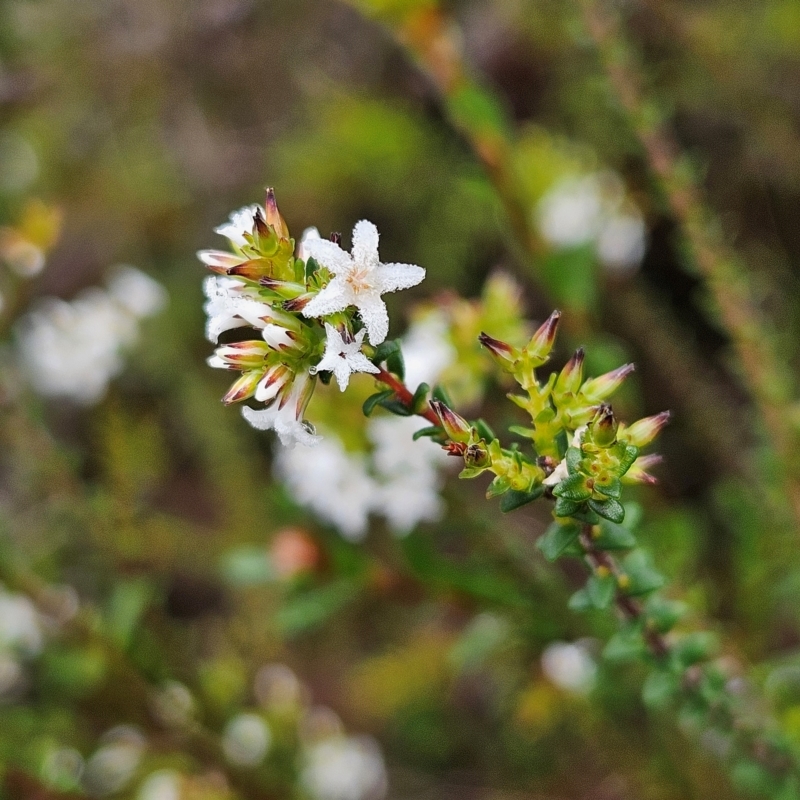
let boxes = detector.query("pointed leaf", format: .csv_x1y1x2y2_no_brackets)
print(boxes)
432,384,453,407
552,473,592,501
536,522,580,562
587,572,616,609
363,389,394,417
410,382,430,414
587,497,625,524
474,419,496,442
500,485,545,513
412,425,443,441
554,496,582,518
486,475,511,498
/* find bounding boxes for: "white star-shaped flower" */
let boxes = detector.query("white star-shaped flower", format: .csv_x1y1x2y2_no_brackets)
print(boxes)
301,220,425,345
310,324,379,391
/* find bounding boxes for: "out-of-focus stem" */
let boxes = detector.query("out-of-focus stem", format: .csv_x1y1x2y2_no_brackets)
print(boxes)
579,0,800,526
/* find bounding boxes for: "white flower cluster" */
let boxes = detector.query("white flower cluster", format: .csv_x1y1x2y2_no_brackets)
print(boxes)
536,172,647,274
201,195,425,448
0,585,44,700
275,312,455,539
15,266,167,404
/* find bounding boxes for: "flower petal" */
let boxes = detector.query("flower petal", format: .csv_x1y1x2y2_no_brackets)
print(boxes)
302,279,350,319
355,293,390,345
302,238,352,274
351,220,379,267
375,263,425,293
241,404,279,430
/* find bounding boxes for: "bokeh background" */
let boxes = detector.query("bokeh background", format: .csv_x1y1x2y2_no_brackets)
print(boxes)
2,0,800,798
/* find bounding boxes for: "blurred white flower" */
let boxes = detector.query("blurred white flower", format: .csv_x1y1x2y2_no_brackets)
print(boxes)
275,435,376,539
107,265,168,318
0,587,43,656
150,681,195,728
302,735,388,800
0,653,24,697
537,175,604,248
137,770,181,800
214,204,262,249
222,713,272,767
83,726,146,797
541,640,597,694
15,268,166,405
536,172,647,273
311,324,379,391
596,212,646,273
254,663,304,711
42,747,85,791
367,415,448,535
302,220,425,345
401,311,455,389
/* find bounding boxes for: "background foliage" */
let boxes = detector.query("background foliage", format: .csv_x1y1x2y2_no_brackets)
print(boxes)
2,0,800,797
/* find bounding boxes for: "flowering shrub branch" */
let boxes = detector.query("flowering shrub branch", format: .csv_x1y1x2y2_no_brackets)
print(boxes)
203,191,800,796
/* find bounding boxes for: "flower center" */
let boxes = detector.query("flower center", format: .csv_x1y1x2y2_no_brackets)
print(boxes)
346,267,373,295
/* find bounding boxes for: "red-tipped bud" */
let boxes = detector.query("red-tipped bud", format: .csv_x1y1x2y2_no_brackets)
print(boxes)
430,399,471,443
581,363,635,402
265,187,290,239
478,332,519,371
526,310,561,360
282,294,312,312
222,371,262,405
590,403,618,447
253,207,269,238
197,249,245,273
623,410,671,448
555,347,585,395
329,232,342,246
624,454,663,485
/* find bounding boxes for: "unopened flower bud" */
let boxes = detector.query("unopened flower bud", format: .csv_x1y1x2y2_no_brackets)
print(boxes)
556,347,585,395
223,371,262,405
581,363,635,402
464,440,491,469
478,332,519,372
525,310,561,361
430,399,471,443
265,188,290,239
623,410,671,447
624,454,663,485
590,403,618,447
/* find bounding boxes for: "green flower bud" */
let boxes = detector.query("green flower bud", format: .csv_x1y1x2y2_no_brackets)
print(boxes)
590,404,618,448
622,411,671,448
555,347,585,395
581,363,635,402
525,309,561,362
430,399,471,443
478,332,520,372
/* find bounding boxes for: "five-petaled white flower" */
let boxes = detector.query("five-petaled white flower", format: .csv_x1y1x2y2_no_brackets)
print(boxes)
311,324,379,391
301,220,425,345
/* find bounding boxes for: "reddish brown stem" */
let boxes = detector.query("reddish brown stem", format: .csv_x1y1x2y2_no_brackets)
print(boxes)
375,367,441,426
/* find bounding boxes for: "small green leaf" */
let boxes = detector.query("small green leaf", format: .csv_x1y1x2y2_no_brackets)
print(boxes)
432,384,453,406
642,668,679,709
565,446,582,474
363,389,394,417
474,419,496,441
567,587,593,612
622,551,665,596
587,497,625,524
593,476,622,499
675,632,718,667
586,572,616,609
378,397,412,416
593,519,636,550
615,443,639,476
536,522,580,561
554,496,582,518
410,382,430,414
386,348,405,380
500,485,544,512
508,425,535,439
645,596,687,633
486,475,511,498
412,425,442,441
552,473,592,501
604,624,647,662
460,465,485,479
372,338,401,366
